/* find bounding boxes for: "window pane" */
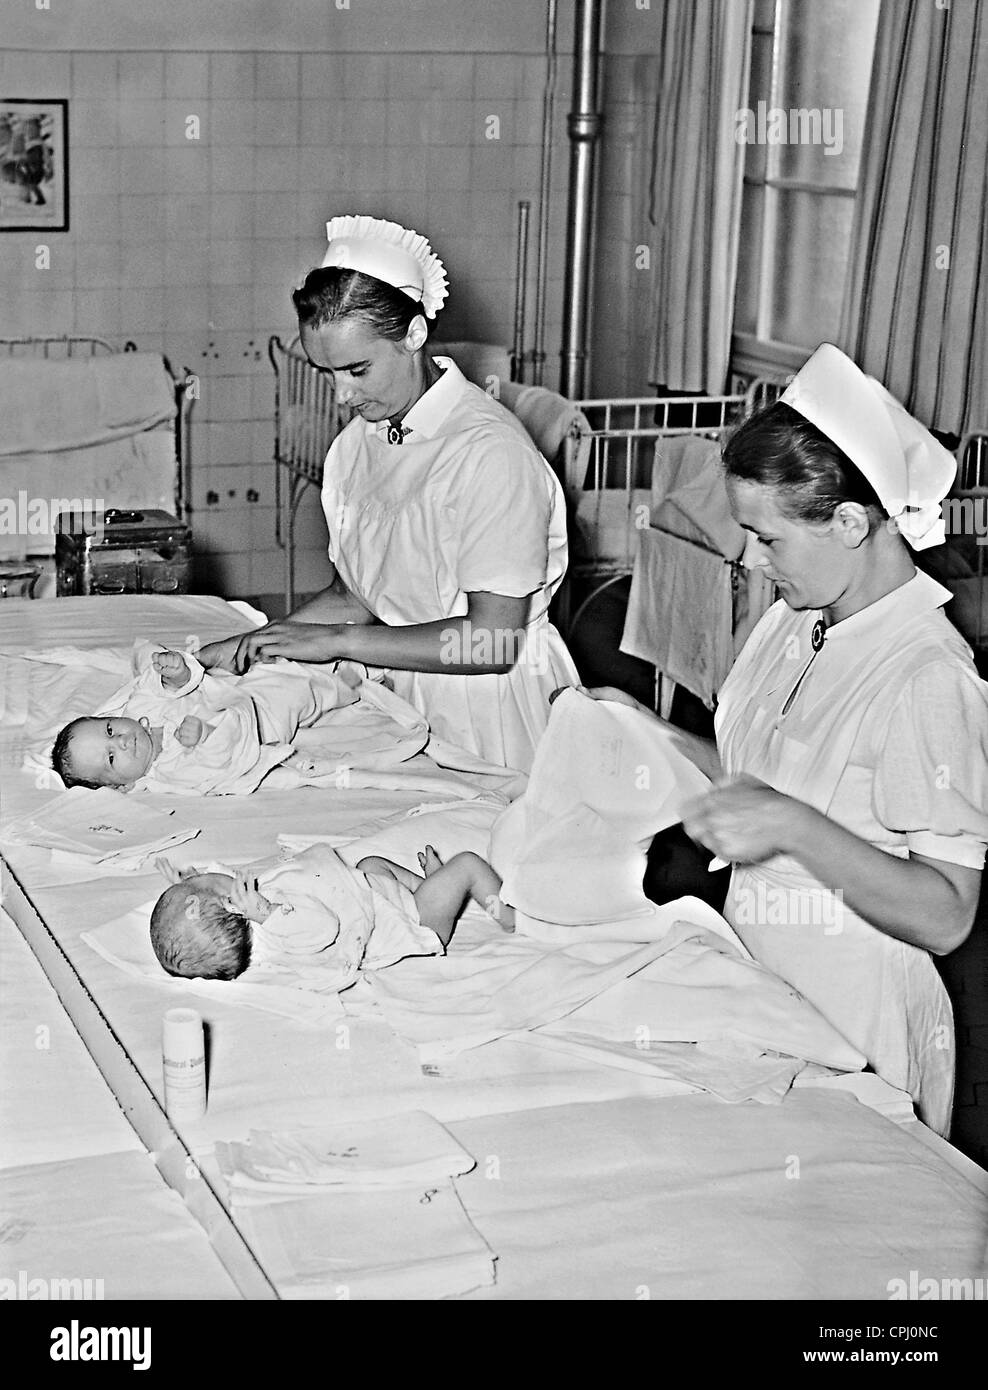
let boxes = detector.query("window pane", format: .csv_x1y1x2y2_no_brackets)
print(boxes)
768,188,855,348
777,0,880,188
733,183,765,337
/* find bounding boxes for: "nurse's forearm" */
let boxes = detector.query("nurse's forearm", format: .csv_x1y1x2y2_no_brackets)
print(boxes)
335,616,521,675
786,805,972,953
676,731,722,782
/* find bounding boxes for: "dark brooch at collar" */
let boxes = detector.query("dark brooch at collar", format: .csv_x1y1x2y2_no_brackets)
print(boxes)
811,618,827,652
386,422,412,446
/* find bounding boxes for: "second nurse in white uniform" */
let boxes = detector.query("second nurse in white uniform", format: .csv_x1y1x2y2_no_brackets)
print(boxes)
678,345,988,1135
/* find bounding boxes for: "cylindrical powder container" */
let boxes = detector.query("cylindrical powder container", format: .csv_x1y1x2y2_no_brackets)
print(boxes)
162,1007,207,1122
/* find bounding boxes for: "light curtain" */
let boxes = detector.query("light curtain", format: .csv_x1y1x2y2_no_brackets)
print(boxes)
840,0,988,439
647,0,753,396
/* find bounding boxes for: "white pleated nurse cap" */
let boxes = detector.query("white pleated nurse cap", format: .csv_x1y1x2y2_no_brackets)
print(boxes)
780,343,956,550
319,214,449,319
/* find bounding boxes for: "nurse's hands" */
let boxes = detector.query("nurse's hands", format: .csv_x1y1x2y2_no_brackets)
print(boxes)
235,621,344,669
197,633,248,673
681,775,805,864
200,622,345,674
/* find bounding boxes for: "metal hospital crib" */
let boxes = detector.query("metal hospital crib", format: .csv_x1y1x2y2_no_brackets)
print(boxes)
556,386,788,704
560,393,748,640
0,335,194,523
0,336,194,597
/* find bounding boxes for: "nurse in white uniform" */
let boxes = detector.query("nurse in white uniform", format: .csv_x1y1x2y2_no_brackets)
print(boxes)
676,344,988,1135
199,215,578,772
598,344,988,1135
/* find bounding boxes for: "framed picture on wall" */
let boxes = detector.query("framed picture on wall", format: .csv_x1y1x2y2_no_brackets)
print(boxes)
0,98,68,232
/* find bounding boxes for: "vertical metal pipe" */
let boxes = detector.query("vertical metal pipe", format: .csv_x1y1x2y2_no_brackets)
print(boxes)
560,0,605,400
531,0,558,387
512,199,531,382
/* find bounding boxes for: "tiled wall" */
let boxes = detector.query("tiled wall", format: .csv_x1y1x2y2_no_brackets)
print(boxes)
0,45,578,602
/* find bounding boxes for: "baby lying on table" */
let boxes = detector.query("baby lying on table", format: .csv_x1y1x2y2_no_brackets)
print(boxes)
150,842,514,988
51,641,359,795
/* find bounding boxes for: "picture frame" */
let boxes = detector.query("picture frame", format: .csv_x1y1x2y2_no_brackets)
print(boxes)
0,98,69,232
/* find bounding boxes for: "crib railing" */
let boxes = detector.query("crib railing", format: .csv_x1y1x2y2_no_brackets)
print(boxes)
570,393,747,495
558,393,749,640
270,333,344,609
0,334,136,358
0,334,193,526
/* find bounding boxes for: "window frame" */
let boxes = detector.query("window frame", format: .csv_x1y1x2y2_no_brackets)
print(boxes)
730,0,878,384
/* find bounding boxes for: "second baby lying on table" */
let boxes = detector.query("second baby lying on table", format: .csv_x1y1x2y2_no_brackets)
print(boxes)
51,641,360,795
151,842,515,988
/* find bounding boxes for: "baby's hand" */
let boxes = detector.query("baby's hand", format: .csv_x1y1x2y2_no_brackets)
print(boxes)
153,649,191,689
154,857,200,883
154,856,184,884
226,873,275,923
175,714,205,747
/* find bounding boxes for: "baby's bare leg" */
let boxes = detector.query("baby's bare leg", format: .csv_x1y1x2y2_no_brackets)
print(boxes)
412,851,515,947
356,855,423,894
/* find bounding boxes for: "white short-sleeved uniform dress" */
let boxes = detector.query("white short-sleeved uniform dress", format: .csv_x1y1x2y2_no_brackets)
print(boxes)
320,357,579,771
715,570,988,1134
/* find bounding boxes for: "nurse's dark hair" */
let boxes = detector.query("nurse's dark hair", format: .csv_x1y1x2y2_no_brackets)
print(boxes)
292,267,426,344
723,401,886,529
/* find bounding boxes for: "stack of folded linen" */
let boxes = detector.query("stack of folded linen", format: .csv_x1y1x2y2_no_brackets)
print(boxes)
0,786,199,870
216,1111,495,1299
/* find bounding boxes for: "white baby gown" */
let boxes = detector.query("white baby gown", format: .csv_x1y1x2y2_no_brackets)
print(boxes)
242,844,442,994
97,641,358,795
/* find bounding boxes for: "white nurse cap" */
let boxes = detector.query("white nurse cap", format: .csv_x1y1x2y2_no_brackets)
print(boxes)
780,343,956,550
319,214,449,319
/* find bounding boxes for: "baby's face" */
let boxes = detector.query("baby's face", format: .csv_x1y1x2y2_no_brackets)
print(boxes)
68,716,155,788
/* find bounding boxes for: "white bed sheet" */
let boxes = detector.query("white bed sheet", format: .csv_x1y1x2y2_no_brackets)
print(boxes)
2,594,986,1301
0,908,144,1170
455,1090,988,1300
0,910,245,1299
